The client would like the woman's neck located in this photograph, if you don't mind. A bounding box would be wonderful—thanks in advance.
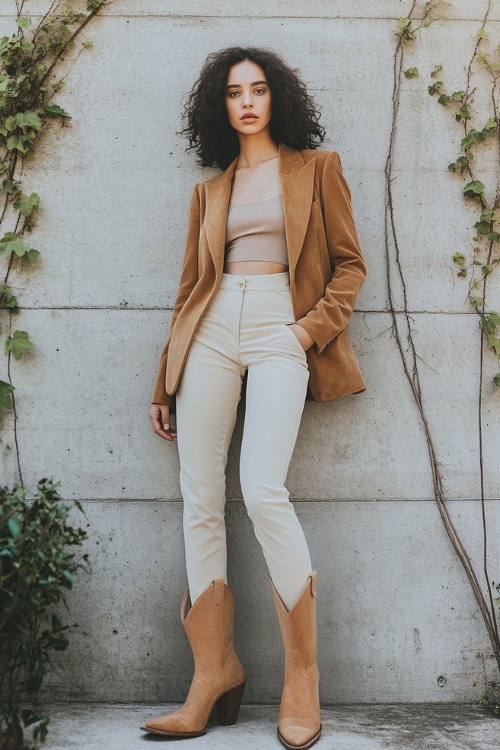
[236,131,279,169]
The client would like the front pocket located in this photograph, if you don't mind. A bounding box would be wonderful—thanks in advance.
[282,323,308,359]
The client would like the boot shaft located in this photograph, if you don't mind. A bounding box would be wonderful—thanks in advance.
[182,579,236,678]
[272,572,318,669]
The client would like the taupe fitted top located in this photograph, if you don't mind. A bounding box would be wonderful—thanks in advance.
[225,195,289,265]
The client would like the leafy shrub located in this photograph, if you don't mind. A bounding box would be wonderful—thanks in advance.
[0,480,88,749]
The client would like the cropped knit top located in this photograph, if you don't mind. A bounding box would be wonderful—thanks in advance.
[225,195,289,266]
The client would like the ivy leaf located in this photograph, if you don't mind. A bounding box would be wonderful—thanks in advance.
[430,64,443,78]
[486,311,500,330]
[453,252,466,266]
[456,104,472,121]
[484,117,497,132]
[0,232,27,257]
[14,192,40,218]
[0,284,18,312]
[476,28,486,39]
[394,18,416,40]
[448,152,473,172]
[404,67,419,79]
[428,81,443,96]
[15,111,43,131]
[5,330,33,360]
[0,379,14,409]
[16,17,32,29]
[43,103,70,119]
[488,232,500,243]
[475,210,493,234]
[20,248,40,264]
[493,374,500,387]
[487,336,500,357]
[7,515,22,539]
[2,179,16,194]
[463,180,485,200]
[6,134,29,153]
[461,130,480,148]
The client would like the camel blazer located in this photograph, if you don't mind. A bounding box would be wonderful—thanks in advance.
[152,143,366,407]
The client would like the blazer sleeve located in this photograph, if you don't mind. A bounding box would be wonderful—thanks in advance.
[295,151,366,354]
[151,185,201,406]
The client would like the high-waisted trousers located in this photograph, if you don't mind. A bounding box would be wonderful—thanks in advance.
[175,272,312,610]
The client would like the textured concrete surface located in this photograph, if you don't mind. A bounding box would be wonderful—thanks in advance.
[43,499,499,705]
[42,703,500,750]
[0,0,499,706]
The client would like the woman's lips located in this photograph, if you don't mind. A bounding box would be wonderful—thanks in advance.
[240,115,258,121]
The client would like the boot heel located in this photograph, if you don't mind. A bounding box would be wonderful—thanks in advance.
[215,681,246,726]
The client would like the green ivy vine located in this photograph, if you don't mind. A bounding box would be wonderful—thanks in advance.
[388,0,500,703]
[0,0,107,483]
[428,49,500,386]
[400,3,500,385]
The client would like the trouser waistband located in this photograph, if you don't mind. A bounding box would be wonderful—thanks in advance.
[218,272,290,291]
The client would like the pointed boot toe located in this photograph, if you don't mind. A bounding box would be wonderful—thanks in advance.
[278,720,322,749]
[140,710,206,737]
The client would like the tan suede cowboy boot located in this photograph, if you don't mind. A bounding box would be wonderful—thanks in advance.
[140,579,246,737]
[271,571,321,749]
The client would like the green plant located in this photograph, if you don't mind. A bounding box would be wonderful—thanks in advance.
[0,479,88,749]
[387,0,500,696]
[0,0,107,484]
[427,19,500,386]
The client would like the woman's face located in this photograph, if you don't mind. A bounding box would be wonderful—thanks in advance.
[225,59,272,137]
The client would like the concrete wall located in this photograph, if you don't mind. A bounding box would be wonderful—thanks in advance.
[1,0,499,704]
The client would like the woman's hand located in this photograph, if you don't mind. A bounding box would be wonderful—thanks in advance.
[149,403,177,441]
[288,323,315,351]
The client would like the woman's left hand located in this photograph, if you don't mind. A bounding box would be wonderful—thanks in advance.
[288,323,315,351]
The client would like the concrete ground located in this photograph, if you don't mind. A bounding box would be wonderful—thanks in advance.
[42,703,499,750]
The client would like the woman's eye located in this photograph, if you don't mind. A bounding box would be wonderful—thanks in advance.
[255,88,266,94]
[228,91,240,97]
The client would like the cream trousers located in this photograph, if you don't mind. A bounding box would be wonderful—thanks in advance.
[175,272,312,610]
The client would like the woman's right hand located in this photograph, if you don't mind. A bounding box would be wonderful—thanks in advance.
[149,403,177,441]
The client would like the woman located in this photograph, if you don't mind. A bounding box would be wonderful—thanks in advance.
[142,47,366,749]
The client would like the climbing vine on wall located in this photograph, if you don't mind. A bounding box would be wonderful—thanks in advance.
[388,0,500,703]
[0,0,107,484]
[427,16,500,387]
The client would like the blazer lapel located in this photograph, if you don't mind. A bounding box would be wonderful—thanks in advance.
[279,143,316,274]
[204,156,238,273]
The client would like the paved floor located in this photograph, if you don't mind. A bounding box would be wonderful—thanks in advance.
[41,703,499,750]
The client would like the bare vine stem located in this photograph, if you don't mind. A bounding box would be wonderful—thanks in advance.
[386,1,500,671]
[7,344,23,487]
[448,0,499,646]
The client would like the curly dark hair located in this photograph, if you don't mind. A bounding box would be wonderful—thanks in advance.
[181,47,326,170]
